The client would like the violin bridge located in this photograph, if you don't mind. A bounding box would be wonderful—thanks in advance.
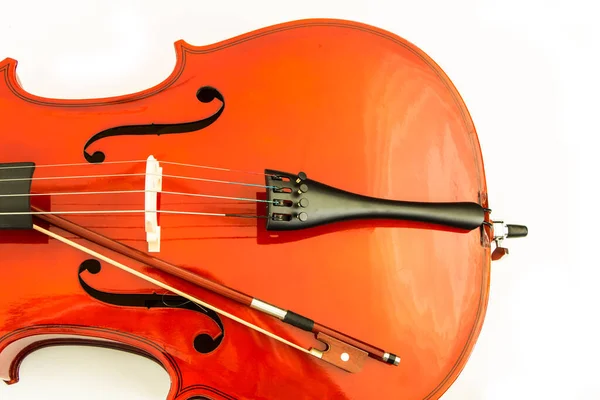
[310,332,368,373]
[144,155,162,252]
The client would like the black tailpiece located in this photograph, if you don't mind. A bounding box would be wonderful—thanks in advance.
[265,169,485,231]
[0,162,35,229]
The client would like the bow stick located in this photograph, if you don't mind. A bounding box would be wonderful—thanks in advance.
[30,206,400,372]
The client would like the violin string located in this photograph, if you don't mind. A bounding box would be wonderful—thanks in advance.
[0,189,274,204]
[161,160,276,177]
[0,209,267,219]
[160,292,193,308]
[0,172,277,189]
[0,159,276,177]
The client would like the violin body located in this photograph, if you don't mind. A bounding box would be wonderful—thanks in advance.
[0,19,498,399]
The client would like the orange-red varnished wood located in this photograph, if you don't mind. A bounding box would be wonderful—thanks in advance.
[0,19,491,400]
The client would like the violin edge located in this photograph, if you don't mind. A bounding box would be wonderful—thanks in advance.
[0,325,236,400]
[1,18,432,107]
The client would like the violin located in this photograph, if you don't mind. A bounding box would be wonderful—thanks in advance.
[0,19,527,399]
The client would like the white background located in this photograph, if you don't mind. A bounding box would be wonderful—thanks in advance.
[0,1,598,399]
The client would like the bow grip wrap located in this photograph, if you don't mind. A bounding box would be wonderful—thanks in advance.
[0,162,36,229]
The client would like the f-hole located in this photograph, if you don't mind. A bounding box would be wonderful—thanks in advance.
[78,259,225,354]
[82,86,225,163]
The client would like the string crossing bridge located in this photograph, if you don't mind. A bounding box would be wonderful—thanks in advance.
[144,155,163,252]
[0,156,272,251]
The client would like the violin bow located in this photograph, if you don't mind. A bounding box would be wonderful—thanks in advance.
[0,157,402,372]
[30,207,400,373]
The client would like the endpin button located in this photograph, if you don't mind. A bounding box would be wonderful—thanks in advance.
[299,198,309,208]
[298,212,308,222]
